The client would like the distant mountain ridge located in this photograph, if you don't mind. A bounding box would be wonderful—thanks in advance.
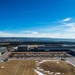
[0,37,75,42]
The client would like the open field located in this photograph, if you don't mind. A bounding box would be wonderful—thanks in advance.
[0,60,75,75]
[0,60,37,75]
[39,60,75,75]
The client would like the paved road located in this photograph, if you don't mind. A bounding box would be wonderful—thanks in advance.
[66,57,75,67]
[0,52,11,61]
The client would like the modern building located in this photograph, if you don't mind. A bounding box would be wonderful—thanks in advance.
[17,45,28,52]
[17,45,45,52]
[16,44,75,52]
[28,45,37,50]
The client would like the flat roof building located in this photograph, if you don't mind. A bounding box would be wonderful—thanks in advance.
[17,45,28,52]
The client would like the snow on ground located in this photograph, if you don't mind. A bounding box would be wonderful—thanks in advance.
[38,60,59,64]
[66,60,75,67]
[34,69,44,75]
[35,60,61,75]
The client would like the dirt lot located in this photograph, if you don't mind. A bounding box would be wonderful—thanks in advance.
[0,60,37,75]
[39,60,75,75]
[0,60,75,75]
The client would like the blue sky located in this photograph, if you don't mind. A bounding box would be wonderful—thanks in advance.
[0,0,75,38]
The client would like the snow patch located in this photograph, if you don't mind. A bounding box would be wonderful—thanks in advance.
[55,72,61,74]
[66,60,75,67]
[34,69,44,75]
[36,60,61,75]
[57,62,59,64]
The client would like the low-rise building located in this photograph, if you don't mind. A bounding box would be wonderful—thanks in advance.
[17,45,28,52]
[28,45,37,50]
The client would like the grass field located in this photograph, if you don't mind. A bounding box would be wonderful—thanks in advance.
[0,60,75,75]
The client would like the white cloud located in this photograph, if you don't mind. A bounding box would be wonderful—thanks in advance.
[64,23,75,27]
[0,18,75,38]
[62,18,71,22]
[61,22,75,32]
[0,31,17,37]
[20,30,39,35]
[59,18,75,33]
[0,30,75,38]
[66,28,75,32]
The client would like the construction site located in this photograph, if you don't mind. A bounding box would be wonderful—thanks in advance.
[0,41,75,75]
[0,60,75,75]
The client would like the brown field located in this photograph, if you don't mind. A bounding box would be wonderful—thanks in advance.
[0,60,75,75]
[0,60,37,75]
[39,60,75,75]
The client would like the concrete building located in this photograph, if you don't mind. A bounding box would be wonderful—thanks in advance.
[17,45,28,51]
[17,45,45,52]
[28,45,37,50]
[16,44,75,52]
